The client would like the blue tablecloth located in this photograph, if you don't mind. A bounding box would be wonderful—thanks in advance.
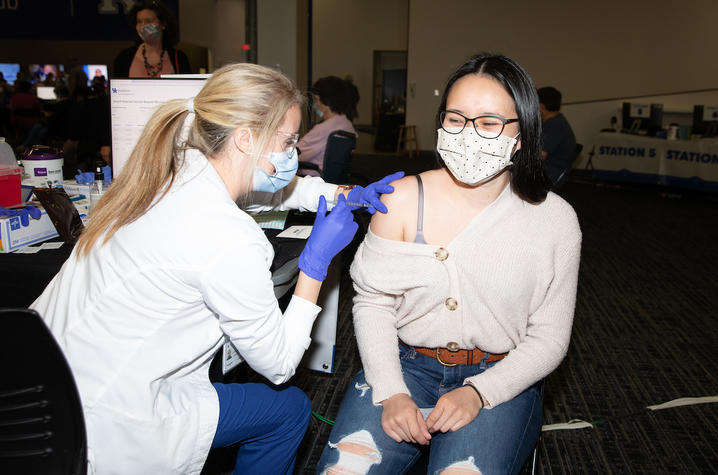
[591,132,718,192]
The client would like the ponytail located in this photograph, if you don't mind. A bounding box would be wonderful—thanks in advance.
[76,100,191,257]
[76,63,305,257]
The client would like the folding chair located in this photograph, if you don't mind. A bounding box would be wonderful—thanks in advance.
[298,129,358,184]
[0,308,87,474]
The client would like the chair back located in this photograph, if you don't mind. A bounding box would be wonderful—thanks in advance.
[0,308,87,475]
[321,130,357,185]
[553,143,583,190]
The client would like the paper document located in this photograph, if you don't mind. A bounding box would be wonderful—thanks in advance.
[276,225,312,239]
[251,210,289,230]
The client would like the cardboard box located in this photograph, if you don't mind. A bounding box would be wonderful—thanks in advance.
[0,208,59,252]
[62,180,91,198]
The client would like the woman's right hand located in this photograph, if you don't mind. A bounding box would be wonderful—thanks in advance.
[297,195,358,281]
[380,393,431,445]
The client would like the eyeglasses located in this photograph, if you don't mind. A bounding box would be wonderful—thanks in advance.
[276,131,299,157]
[440,110,519,139]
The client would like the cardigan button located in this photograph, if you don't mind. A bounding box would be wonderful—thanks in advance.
[445,297,458,310]
[434,247,449,261]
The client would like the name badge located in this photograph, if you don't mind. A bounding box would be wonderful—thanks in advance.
[222,339,244,374]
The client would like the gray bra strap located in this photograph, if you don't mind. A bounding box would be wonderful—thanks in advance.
[414,175,428,244]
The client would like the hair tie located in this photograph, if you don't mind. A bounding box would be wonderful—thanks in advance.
[187,97,195,114]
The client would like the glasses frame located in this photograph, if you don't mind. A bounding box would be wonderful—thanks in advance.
[275,130,300,157]
[440,110,519,139]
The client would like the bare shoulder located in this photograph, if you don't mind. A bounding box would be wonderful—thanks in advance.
[369,174,420,241]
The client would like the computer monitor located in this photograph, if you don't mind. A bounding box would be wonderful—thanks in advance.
[110,78,207,175]
[83,64,108,84]
[0,63,21,84]
[622,102,663,136]
[692,105,718,137]
[36,86,57,101]
[28,64,62,83]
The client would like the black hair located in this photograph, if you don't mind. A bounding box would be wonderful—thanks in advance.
[310,76,353,116]
[435,53,551,204]
[537,86,562,112]
[127,0,180,50]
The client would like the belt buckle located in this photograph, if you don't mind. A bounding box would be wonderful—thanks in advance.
[436,348,457,367]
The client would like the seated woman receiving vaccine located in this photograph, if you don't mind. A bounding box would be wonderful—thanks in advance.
[317,53,582,475]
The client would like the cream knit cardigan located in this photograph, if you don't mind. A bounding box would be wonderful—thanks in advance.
[350,186,582,408]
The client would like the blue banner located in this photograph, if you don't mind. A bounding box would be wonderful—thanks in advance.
[0,0,178,41]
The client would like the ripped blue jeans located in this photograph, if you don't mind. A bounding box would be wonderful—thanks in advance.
[316,344,542,475]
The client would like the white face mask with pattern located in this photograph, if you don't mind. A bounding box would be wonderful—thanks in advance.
[436,127,519,185]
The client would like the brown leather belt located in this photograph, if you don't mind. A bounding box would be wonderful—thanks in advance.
[399,339,507,367]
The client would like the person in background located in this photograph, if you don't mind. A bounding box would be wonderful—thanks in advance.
[43,72,56,87]
[317,54,581,474]
[64,67,110,174]
[9,79,42,149]
[537,86,576,186]
[31,63,400,474]
[296,76,356,177]
[113,0,190,78]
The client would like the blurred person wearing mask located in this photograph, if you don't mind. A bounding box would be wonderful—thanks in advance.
[113,0,190,78]
[64,67,110,174]
[296,76,356,177]
[31,63,399,475]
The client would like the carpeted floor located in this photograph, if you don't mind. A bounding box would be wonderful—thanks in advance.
[291,160,718,474]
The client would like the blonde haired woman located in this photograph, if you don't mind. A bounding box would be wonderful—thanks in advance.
[31,63,364,474]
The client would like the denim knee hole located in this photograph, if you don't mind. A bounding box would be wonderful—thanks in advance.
[322,430,382,475]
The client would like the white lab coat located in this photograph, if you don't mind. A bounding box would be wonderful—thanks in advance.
[30,149,339,474]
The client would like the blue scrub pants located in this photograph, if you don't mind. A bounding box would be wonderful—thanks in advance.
[212,382,311,475]
[316,344,542,475]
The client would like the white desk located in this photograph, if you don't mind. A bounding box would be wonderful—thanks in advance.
[591,133,718,191]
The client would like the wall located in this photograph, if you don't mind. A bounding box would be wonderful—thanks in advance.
[179,0,245,71]
[312,0,409,124]
[257,0,298,82]
[407,0,718,153]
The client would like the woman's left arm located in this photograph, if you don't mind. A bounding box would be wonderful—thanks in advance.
[464,228,582,409]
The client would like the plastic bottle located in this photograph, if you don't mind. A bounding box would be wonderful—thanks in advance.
[0,137,16,167]
[89,166,108,212]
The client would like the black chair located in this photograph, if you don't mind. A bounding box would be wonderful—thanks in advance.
[0,308,87,475]
[298,129,357,185]
[553,143,583,190]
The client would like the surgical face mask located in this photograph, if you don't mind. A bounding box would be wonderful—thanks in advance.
[252,148,298,193]
[313,102,324,118]
[138,23,161,42]
[436,127,519,185]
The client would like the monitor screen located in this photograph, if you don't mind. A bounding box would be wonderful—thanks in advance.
[110,78,207,175]
[28,64,62,83]
[0,63,21,84]
[83,64,108,83]
[36,86,57,100]
[692,105,718,137]
[622,102,663,135]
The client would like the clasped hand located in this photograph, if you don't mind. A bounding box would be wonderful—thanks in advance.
[381,386,484,445]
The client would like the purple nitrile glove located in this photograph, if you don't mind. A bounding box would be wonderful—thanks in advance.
[102,165,112,184]
[346,171,405,214]
[75,170,95,185]
[0,206,41,227]
[298,194,359,281]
